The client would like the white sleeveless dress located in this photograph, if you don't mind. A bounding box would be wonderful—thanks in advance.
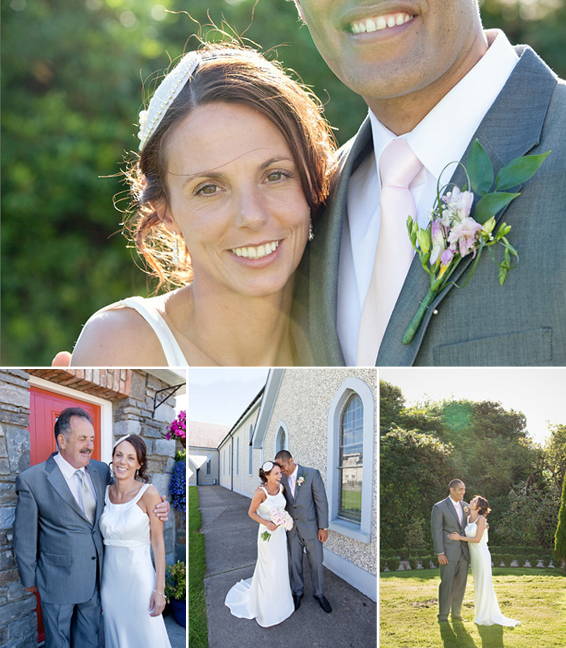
[225,484,294,627]
[78,296,188,366]
[99,484,172,647]
[465,518,520,627]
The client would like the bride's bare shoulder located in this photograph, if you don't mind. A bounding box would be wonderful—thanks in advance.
[70,299,168,366]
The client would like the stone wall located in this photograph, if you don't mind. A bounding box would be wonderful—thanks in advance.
[0,370,36,648]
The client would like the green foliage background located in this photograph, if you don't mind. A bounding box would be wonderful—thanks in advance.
[380,381,565,552]
[2,0,566,364]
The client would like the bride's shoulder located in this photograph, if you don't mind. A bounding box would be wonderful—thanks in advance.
[71,298,169,366]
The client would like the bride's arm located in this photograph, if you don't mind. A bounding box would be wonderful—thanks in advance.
[448,516,487,543]
[141,485,168,616]
[248,490,277,531]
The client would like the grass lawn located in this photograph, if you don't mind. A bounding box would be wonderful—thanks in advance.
[189,486,209,648]
[380,567,566,647]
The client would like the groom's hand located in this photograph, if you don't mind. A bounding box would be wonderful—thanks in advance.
[154,496,170,522]
[438,553,449,565]
[25,586,38,593]
[318,529,328,543]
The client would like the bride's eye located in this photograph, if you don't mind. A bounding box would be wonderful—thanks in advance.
[195,182,220,196]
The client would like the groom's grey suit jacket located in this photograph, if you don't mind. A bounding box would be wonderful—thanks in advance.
[280,466,329,541]
[431,497,470,563]
[294,45,566,366]
[13,453,110,604]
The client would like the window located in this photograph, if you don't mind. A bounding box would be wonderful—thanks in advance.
[236,437,239,475]
[206,453,212,476]
[249,424,253,475]
[274,421,289,457]
[327,377,375,544]
[338,395,363,523]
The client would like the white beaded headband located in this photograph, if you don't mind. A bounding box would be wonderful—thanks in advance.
[113,434,131,449]
[137,50,200,151]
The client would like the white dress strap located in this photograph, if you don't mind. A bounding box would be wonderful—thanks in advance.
[120,297,188,366]
[260,486,268,497]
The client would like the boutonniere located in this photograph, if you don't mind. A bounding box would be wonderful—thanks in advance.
[402,140,550,345]
[463,506,469,515]
[296,474,306,488]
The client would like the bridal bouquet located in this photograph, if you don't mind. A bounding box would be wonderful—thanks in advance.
[260,507,293,542]
[402,140,549,345]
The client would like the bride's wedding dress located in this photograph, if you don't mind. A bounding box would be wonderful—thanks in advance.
[99,484,171,647]
[465,518,520,627]
[225,484,294,627]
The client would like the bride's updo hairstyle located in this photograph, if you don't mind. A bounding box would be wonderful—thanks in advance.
[474,496,491,516]
[125,40,337,290]
[112,434,149,483]
[259,460,278,484]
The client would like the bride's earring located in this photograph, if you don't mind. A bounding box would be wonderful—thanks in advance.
[172,238,180,266]
[308,219,314,242]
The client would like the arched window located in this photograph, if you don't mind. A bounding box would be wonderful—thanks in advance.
[236,437,239,475]
[274,422,289,457]
[248,424,253,476]
[206,452,212,476]
[338,394,363,523]
[327,377,375,544]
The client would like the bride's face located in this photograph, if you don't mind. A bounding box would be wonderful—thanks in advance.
[469,497,478,510]
[113,440,141,480]
[267,465,282,487]
[162,102,311,299]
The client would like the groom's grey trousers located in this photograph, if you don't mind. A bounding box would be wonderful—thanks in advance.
[42,587,100,648]
[438,555,468,619]
[288,528,324,597]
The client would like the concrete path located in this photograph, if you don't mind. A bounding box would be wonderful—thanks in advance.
[198,485,376,648]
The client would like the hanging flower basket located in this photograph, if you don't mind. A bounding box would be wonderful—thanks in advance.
[166,410,186,447]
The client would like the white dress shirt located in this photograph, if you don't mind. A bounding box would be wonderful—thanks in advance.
[338,30,519,365]
[54,451,97,511]
[451,497,463,525]
[287,464,298,498]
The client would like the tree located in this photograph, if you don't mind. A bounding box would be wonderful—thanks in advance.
[555,476,566,566]
[380,426,454,550]
[379,381,405,436]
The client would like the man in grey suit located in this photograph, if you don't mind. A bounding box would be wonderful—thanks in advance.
[13,407,169,647]
[274,450,332,613]
[431,480,470,623]
[291,0,566,366]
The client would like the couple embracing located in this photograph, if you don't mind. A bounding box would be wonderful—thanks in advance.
[13,407,172,647]
[432,479,520,627]
[225,451,332,627]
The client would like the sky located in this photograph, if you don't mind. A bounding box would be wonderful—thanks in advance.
[380,367,566,444]
[188,368,270,428]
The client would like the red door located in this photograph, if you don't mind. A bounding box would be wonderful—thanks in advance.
[29,386,103,644]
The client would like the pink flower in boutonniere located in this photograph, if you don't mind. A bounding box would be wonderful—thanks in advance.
[464,506,469,514]
[403,140,550,345]
[297,474,306,487]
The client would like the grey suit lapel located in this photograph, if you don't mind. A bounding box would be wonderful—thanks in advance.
[376,46,558,365]
[86,463,106,522]
[46,454,90,522]
[307,117,373,366]
[445,497,463,529]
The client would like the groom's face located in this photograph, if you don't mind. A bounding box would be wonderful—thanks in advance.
[450,482,466,502]
[293,0,484,112]
[275,458,294,476]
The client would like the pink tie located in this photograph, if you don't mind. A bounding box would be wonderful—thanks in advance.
[357,138,423,365]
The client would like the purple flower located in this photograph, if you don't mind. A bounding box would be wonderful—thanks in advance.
[440,248,455,266]
[430,220,446,265]
[447,217,482,257]
[443,187,474,221]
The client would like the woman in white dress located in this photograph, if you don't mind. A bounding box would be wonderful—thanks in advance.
[448,495,520,627]
[225,461,294,627]
[57,41,335,367]
[99,434,172,647]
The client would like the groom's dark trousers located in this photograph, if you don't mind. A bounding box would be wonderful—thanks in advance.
[13,453,110,647]
[432,497,470,620]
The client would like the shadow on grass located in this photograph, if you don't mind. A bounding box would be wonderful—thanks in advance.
[439,621,507,648]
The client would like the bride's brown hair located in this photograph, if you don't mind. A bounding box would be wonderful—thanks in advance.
[124,40,336,291]
[474,496,491,516]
